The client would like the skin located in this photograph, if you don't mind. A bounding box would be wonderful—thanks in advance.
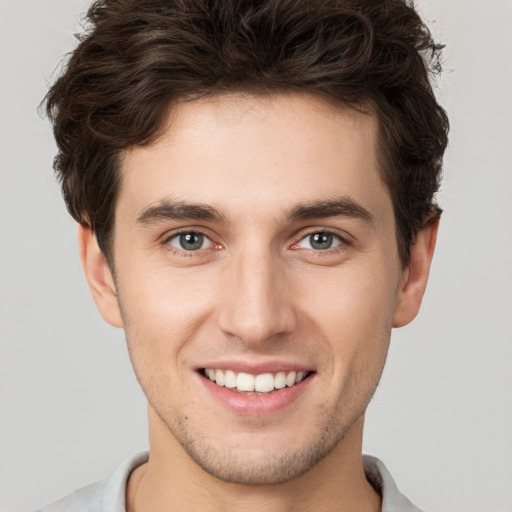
[79,92,438,512]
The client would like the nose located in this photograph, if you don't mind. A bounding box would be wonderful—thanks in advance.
[216,245,297,347]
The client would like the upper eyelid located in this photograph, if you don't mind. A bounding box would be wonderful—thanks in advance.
[295,227,352,244]
[159,226,352,249]
[300,228,343,238]
[162,227,215,243]
[286,230,352,256]
[167,231,213,252]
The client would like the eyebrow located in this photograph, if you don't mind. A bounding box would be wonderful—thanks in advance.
[286,198,374,224]
[136,196,374,227]
[136,200,226,225]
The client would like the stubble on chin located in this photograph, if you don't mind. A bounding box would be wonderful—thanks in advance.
[152,398,361,486]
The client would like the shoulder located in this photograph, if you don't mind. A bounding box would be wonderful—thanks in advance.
[35,481,103,512]
[363,455,425,512]
[34,452,149,512]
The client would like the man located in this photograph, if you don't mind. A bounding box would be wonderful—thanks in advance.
[38,0,448,510]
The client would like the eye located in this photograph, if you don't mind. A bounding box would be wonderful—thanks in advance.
[168,232,212,251]
[297,231,343,251]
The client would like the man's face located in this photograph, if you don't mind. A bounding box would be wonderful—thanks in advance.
[102,93,409,484]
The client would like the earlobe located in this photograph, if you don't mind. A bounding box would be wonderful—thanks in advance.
[77,225,124,328]
[393,217,440,328]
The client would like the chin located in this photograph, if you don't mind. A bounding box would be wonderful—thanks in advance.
[163,407,356,486]
[188,444,333,485]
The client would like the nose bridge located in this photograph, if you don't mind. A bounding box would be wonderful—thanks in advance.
[217,239,296,345]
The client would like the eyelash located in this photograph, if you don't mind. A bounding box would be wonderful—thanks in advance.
[162,228,351,258]
[291,229,351,254]
[163,229,219,258]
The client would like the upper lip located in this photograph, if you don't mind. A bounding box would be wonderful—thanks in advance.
[196,360,314,374]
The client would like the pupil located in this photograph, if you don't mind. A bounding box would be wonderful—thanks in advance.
[180,233,203,250]
[311,232,332,250]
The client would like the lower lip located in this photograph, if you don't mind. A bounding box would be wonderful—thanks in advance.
[198,373,313,416]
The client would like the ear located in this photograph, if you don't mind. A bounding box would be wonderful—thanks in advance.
[393,217,439,328]
[77,224,124,328]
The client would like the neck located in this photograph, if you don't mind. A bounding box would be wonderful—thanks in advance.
[126,408,381,512]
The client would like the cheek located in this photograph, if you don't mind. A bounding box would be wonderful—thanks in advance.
[301,263,399,372]
[116,265,218,383]
[119,259,216,329]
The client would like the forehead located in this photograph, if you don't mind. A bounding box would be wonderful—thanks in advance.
[118,92,389,223]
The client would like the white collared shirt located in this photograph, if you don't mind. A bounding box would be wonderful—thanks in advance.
[36,451,424,512]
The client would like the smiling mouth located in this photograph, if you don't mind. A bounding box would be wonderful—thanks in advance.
[201,368,312,394]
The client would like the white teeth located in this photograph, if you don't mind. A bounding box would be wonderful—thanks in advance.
[224,370,237,388]
[204,368,309,393]
[215,369,225,386]
[255,373,274,393]
[286,371,297,387]
[236,372,255,392]
[296,371,306,383]
[274,371,286,389]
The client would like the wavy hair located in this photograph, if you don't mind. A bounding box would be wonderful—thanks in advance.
[44,0,449,265]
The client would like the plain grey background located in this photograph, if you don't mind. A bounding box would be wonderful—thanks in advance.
[1,0,511,511]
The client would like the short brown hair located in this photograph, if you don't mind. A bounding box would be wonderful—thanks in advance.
[44,0,449,265]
